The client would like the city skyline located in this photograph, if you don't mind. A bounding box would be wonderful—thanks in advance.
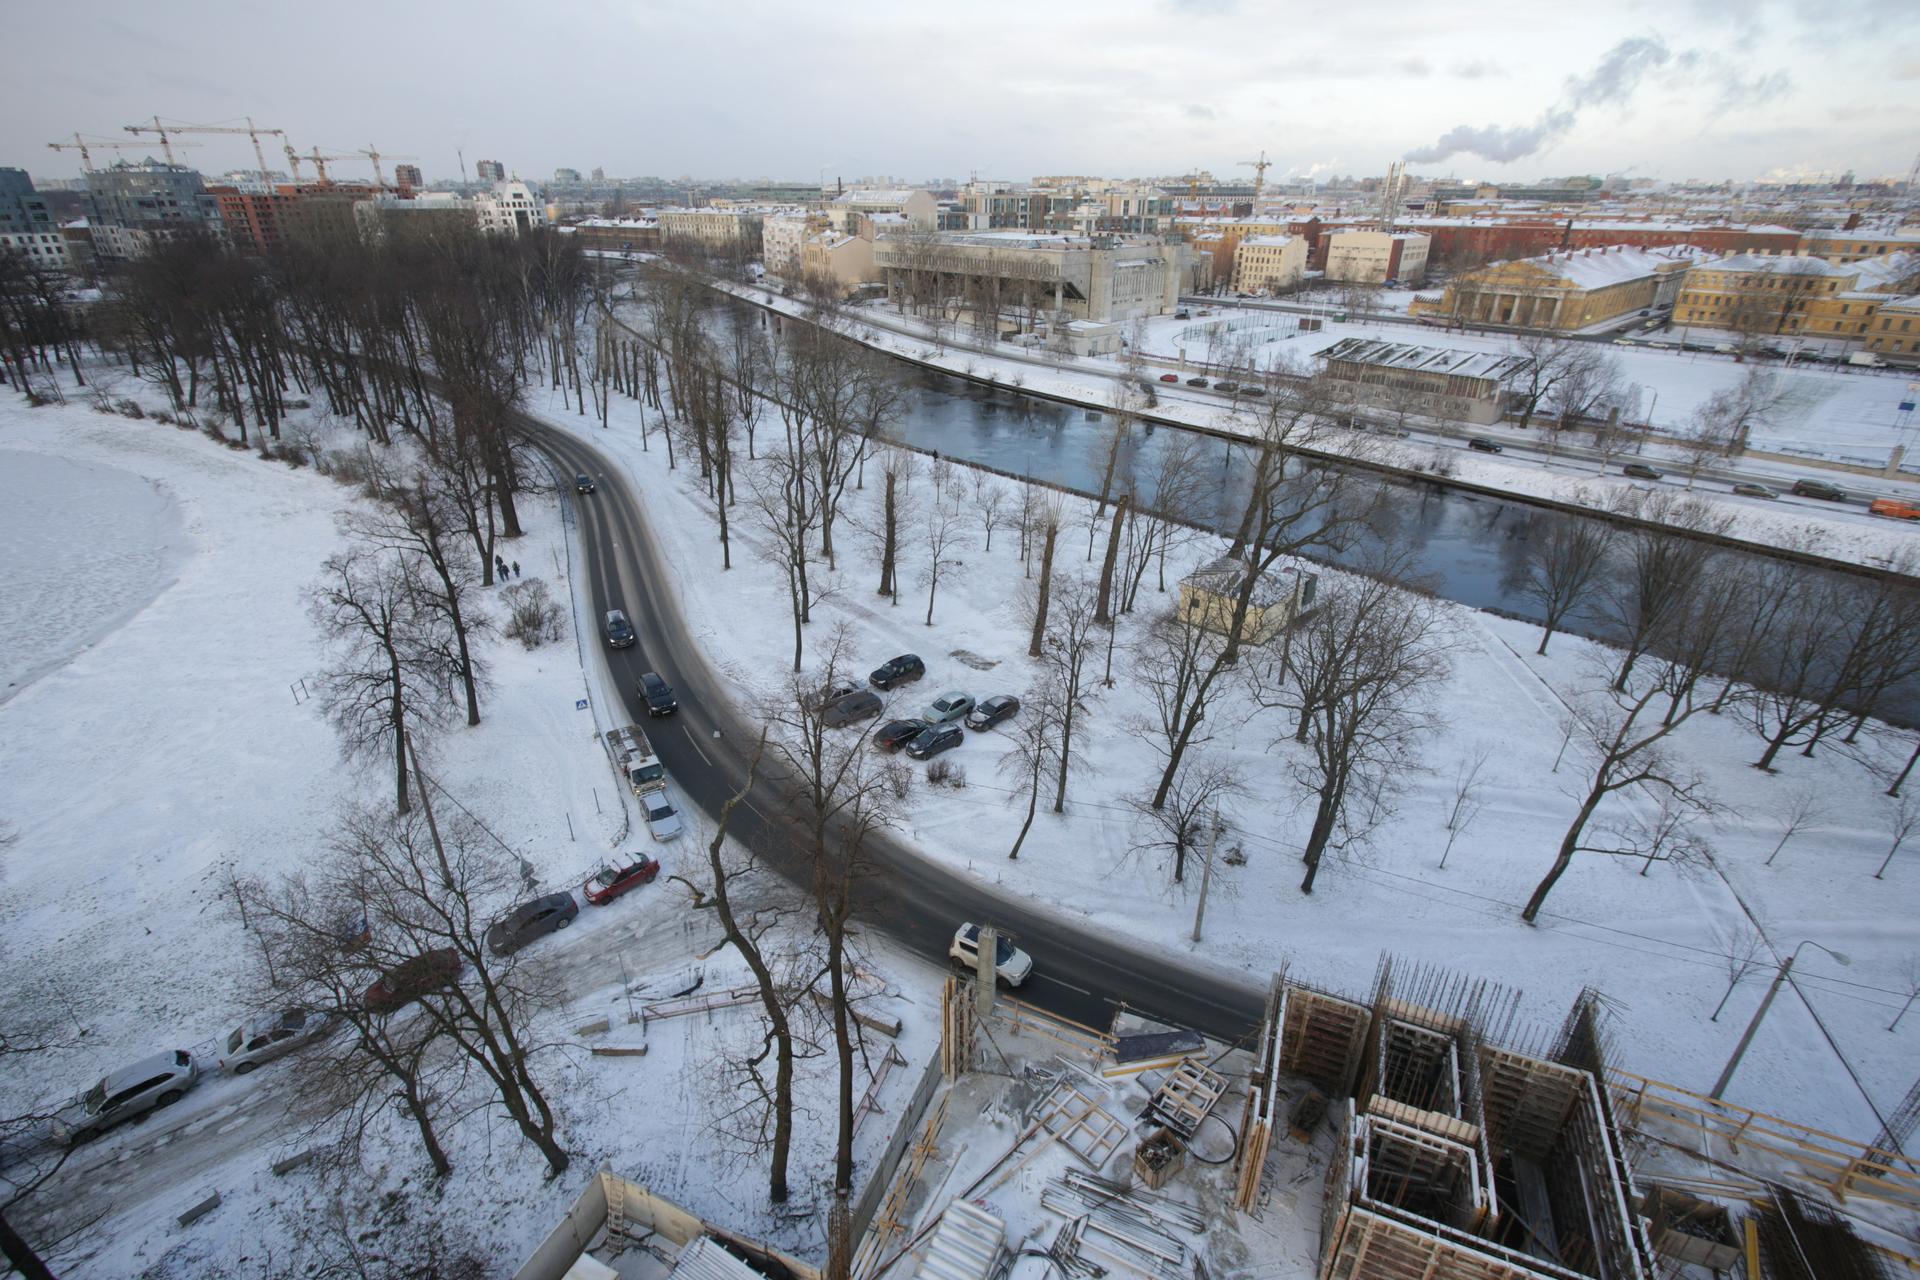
[6,0,1914,187]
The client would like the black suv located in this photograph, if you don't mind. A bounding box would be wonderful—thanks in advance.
[1467,436,1503,453]
[605,609,636,649]
[638,672,678,717]
[1791,479,1848,502]
[869,654,926,690]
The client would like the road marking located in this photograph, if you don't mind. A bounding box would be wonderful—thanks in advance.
[1040,975,1092,996]
[684,727,712,767]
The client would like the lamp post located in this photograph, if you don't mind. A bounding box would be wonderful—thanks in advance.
[1710,939,1851,1100]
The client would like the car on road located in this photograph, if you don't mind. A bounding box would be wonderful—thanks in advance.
[1731,482,1780,499]
[922,691,975,724]
[583,857,660,905]
[1467,437,1503,453]
[1159,373,1178,382]
[1622,463,1665,480]
[486,893,580,955]
[873,718,927,752]
[366,949,462,1013]
[575,474,596,494]
[822,690,883,727]
[1791,479,1848,501]
[948,924,1033,987]
[52,1050,200,1144]
[1242,385,1267,397]
[605,609,636,649]
[638,672,678,717]
[221,1008,332,1075]
[965,694,1020,731]
[869,654,926,690]
[1213,382,1240,394]
[641,790,686,841]
[1186,377,1209,388]
[905,723,964,760]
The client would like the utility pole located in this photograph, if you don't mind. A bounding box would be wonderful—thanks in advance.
[404,730,454,883]
[1711,940,1850,1100]
[1191,823,1218,944]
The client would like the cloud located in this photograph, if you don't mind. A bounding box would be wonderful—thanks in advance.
[1450,59,1505,80]
[1399,57,1432,78]
[1183,103,1217,120]
[1161,0,1234,12]
[1893,58,1920,80]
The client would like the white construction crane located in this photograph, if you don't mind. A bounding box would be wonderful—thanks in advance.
[48,133,199,172]
[126,118,287,181]
[1240,150,1273,205]
[359,144,418,188]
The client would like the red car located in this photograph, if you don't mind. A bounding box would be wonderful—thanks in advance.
[1159,373,1178,382]
[364,948,461,1014]
[583,857,661,906]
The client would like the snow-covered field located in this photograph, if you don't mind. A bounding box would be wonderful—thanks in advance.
[539,373,1920,1149]
[711,281,1920,571]
[0,389,927,1276]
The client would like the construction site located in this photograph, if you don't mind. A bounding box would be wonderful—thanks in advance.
[517,946,1920,1280]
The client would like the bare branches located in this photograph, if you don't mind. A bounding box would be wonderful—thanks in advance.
[1710,916,1769,1022]
[1440,744,1495,870]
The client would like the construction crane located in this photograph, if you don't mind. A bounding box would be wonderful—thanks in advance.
[48,133,200,171]
[359,144,418,188]
[299,147,365,185]
[126,118,286,181]
[1240,150,1272,205]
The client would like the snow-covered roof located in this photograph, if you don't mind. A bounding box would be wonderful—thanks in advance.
[1182,556,1308,608]
[1485,244,1716,289]
[1240,234,1297,247]
[671,1236,763,1280]
[1319,336,1526,382]
[833,187,923,206]
[1695,254,1856,277]
[1853,251,1920,291]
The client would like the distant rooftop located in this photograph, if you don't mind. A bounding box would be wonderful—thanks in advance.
[1318,336,1526,382]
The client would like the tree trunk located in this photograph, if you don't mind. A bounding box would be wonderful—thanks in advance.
[1028,525,1057,657]
[1095,496,1127,626]
[1522,792,1603,922]
[0,1210,57,1280]
[1009,767,1039,860]
[878,470,897,597]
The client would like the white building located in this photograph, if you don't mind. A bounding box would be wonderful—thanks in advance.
[826,187,937,232]
[1,229,72,270]
[1325,229,1431,285]
[762,211,816,278]
[475,181,544,235]
[1230,234,1306,294]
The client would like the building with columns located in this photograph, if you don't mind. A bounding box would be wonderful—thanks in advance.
[1409,244,1712,330]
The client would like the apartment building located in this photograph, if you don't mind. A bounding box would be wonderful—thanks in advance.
[874,230,1188,325]
[1672,254,1860,337]
[1325,229,1430,285]
[1229,234,1307,294]
[657,207,765,253]
[84,159,222,260]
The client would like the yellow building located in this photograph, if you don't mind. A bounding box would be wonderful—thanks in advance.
[1672,255,1859,336]
[1325,230,1430,285]
[1798,228,1920,263]
[657,208,765,253]
[1867,296,1920,361]
[1229,234,1306,295]
[798,226,878,293]
[1176,556,1316,645]
[1409,244,1709,330]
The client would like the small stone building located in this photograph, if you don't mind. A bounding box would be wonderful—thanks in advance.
[1178,556,1317,645]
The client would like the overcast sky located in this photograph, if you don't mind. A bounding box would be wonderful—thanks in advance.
[7,0,1915,187]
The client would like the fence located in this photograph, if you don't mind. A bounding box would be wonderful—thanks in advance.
[849,1052,945,1245]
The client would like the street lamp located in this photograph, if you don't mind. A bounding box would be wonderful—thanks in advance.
[1709,939,1851,1100]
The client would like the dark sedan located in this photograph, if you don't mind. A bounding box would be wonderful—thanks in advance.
[869,654,926,690]
[965,694,1020,731]
[366,949,461,1014]
[638,672,678,716]
[874,718,928,752]
[822,690,883,727]
[905,723,964,760]
[485,892,580,955]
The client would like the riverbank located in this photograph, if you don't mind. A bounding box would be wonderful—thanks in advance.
[704,278,1920,577]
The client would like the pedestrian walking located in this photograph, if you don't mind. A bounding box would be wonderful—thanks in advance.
[512,560,521,578]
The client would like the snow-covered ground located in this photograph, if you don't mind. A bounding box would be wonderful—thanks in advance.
[0,387,928,1276]
[538,374,1920,1149]
[706,281,1920,571]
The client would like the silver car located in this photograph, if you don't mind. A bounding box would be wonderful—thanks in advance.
[922,691,975,724]
[642,789,685,841]
[51,1050,199,1144]
[221,1008,332,1075]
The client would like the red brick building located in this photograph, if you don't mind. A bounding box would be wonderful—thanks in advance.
[1317,216,1801,270]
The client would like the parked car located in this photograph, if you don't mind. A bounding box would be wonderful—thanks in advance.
[822,689,883,727]
[1185,377,1209,388]
[486,893,580,955]
[641,790,685,841]
[1622,463,1665,480]
[905,723,964,760]
[805,679,862,711]
[1731,482,1780,499]
[605,609,636,649]
[583,856,660,905]
[873,718,928,752]
[638,672,678,716]
[966,694,1020,731]
[1159,373,1178,383]
[1870,498,1920,521]
[366,949,462,1014]
[922,691,975,724]
[1241,385,1267,397]
[1791,478,1849,501]
[1213,381,1240,394]
[221,1008,332,1075]
[51,1050,200,1144]
[868,653,926,690]
[574,474,596,494]
[1467,436,1503,453]
[948,924,1033,987]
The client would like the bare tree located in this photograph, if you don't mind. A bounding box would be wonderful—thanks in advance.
[1027,494,1065,657]
[1676,367,1780,486]
[1439,744,1495,869]
[745,424,826,673]
[1518,511,1613,656]
[1521,663,1716,923]
[309,548,453,813]
[1507,333,1582,431]
[1890,956,1920,1032]
[1602,491,1730,691]
[1710,917,1769,1022]
[1763,781,1828,867]
[972,470,1008,553]
[1035,574,1102,813]
[1125,756,1244,885]
[1877,793,1919,880]
[918,494,970,626]
[1544,346,1623,461]
[997,678,1064,860]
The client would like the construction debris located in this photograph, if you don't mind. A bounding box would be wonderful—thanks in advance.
[1052,1168,1207,1234]
[912,1198,1004,1280]
[641,983,758,1024]
[1133,1128,1186,1190]
[1146,1059,1227,1140]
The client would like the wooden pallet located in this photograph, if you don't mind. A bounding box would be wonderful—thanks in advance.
[1039,1082,1130,1170]
[1150,1060,1227,1140]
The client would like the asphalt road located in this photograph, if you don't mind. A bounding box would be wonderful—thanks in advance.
[530,419,1268,1047]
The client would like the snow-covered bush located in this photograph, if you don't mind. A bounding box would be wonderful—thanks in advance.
[502,578,565,649]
